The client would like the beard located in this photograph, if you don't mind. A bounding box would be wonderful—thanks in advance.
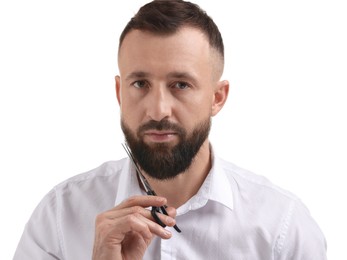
[121,117,211,180]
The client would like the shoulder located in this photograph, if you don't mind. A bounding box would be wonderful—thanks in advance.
[54,158,128,192]
[33,158,130,222]
[217,157,327,258]
[217,157,298,203]
[40,158,130,213]
[216,157,302,231]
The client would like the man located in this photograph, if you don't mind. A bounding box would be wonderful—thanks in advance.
[14,0,327,259]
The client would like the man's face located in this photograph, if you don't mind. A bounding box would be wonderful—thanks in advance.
[116,27,226,179]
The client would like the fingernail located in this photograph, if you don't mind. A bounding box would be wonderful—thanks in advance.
[163,229,171,237]
[167,217,175,225]
[156,196,165,202]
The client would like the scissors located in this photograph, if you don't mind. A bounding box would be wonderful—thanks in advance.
[122,143,181,233]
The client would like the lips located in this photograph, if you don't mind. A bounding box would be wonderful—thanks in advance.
[143,130,178,142]
[144,130,177,135]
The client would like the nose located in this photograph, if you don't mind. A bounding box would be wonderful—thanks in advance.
[145,86,172,122]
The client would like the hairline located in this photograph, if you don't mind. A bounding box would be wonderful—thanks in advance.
[118,26,224,80]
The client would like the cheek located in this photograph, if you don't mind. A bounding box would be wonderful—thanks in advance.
[176,97,213,131]
[184,92,214,115]
[120,89,143,113]
[120,100,141,129]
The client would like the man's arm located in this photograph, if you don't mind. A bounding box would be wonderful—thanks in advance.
[14,190,63,259]
[274,200,327,259]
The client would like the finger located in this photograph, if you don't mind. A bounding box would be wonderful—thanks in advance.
[164,206,177,218]
[98,195,167,220]
[117,195,167,210]
[101,205,177,228]
[109,213,173,240]
[151,209,177,227]
[135,213,173,239]
[102,205,152,219]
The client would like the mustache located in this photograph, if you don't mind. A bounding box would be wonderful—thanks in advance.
[138,119,186,135]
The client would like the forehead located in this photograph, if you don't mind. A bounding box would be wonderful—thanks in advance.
[117,27,213,76]
[118,26,209,55]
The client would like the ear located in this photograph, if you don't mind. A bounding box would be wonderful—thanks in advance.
[115,75,121,106]
[211,80,229,116]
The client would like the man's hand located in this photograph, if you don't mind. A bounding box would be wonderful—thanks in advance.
[92,195,177,260]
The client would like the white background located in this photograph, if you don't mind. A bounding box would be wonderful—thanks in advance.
[1,0,346,259]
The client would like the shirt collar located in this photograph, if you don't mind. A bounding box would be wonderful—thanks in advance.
[176,146,234,215]
[114,145,234,213]
[114,158,145,206]
[207,150,234,211]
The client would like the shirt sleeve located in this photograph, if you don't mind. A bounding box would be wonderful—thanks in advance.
[13,189,64,260]
[274,200,327,260]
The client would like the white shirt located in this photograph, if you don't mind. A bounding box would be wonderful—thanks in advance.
[14,151,327,259]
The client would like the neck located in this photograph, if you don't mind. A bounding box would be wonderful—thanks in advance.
[143,140,212,208]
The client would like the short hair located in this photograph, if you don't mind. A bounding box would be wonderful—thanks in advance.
[119,0,224,64]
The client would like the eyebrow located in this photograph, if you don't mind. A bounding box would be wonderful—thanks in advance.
[125,70,198,85]
[167,71,198,84]
[125,71,151,81]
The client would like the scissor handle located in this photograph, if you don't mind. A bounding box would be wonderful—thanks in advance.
[151,207,166,227]
[151,206,182,233]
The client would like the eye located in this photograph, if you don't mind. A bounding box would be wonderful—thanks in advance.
[172,81,190,90]
[132,80,148,89]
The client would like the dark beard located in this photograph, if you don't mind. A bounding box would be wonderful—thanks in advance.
[121,118,211,180]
